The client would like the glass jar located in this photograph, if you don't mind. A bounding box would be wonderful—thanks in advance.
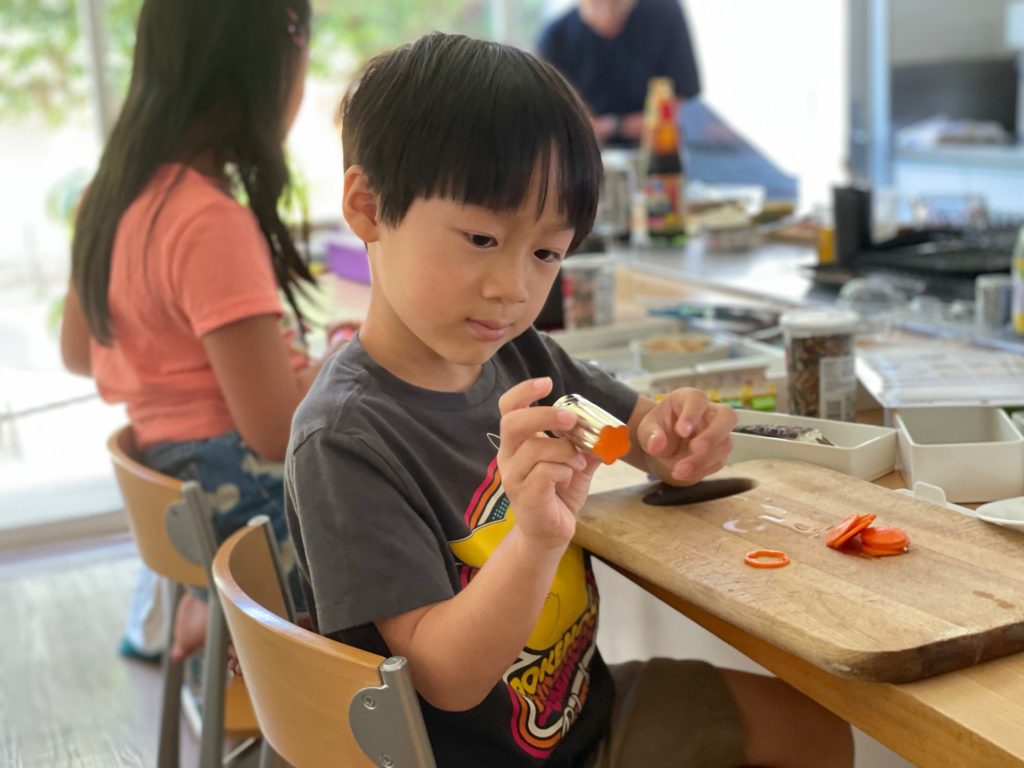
[780,308,859,421]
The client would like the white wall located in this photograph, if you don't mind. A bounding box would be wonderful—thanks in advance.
[685,0,849,210]
[890,0,1010,64]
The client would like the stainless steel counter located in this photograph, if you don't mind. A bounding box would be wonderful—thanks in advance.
[607,239,829,307]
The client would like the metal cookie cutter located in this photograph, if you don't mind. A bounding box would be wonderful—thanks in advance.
[552,394,631,465]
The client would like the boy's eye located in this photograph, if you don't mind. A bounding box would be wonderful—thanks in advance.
[534,250,564,263]
[466,233,496,248]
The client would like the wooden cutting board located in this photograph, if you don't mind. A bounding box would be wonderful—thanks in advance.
[576,459,1024,683]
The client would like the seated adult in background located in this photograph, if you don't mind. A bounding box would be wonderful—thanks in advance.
[538,0,701,147]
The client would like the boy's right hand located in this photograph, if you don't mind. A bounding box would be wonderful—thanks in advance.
[497,378,601,552]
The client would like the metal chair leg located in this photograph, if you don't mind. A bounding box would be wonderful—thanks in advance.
[198,592,228,768]
[158,582,184,768]
[258,739,287,768]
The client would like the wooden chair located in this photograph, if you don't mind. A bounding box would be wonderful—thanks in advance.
[212,517,437,768]
[107,425,260,767]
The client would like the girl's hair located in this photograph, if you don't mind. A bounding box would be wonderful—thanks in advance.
[72,0,313,344]
[340,33,602,252]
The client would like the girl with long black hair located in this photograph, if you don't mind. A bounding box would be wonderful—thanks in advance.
[60,0,328,662]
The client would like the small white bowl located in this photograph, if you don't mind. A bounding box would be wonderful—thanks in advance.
[895,407,1024,504]
[974,496,1024,532]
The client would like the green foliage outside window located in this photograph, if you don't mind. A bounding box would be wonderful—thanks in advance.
[0,0,514,126]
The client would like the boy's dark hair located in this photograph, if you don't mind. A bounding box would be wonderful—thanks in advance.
[340,33,602,252]
[72,0,313,344]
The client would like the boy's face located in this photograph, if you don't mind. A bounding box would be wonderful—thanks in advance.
[360,171,577,391]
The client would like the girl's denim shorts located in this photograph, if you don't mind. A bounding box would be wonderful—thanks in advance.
[143,429,304,608]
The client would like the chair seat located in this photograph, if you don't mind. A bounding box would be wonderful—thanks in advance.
[224,677,260,738]
[183,675,260,740]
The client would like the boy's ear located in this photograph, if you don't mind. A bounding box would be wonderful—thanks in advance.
[342,165,380,243]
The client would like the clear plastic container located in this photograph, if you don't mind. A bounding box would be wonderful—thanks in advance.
[561,256,615,330]
[780,308,859,421]
[837,277,907,339]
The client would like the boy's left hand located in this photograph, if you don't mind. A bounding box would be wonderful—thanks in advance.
[636,388,737,485]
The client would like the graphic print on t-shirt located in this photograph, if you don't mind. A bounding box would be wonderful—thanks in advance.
[449,455,599,759]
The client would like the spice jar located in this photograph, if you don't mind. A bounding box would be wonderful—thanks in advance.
[780,308,859,421]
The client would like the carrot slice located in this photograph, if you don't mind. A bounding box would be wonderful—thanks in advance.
[593,425,631,465]
[859,526,909,550]
[825,513,876,550]
[860,543,906,557]
[859,526,910,556]
[744,549,790,569]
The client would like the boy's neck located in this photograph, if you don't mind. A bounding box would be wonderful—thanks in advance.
[359,314,485,394]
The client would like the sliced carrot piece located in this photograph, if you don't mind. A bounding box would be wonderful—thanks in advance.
[860,543,906,557]
[744,549,791,569]
[859,526,909,550]
[859,526,910,556]
[825,513,876,550]
[593,424,631,465]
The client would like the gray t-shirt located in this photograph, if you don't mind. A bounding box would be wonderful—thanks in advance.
[285,327,637,767]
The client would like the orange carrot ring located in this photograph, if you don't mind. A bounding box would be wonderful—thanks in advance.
[744,549,791,568]
[859,526,909,551]
[825,513,876,550]
[860,543,907,557]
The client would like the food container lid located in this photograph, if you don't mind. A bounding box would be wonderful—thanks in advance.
[780,308,859,336]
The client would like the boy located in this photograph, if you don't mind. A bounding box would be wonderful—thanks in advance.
[286,33,852,768]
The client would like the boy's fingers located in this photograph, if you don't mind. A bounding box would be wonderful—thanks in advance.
[498,377,552,417]
[692,402,738,444]
[499,407,577,458]
[639,405,681,458]
[501,436,584,484]
[668,388,710,439]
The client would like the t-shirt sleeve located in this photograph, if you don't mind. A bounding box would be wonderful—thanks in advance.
[286,427,455,637]
[658,0,701,100]
[170,199,284,338]
[537,331,639,423]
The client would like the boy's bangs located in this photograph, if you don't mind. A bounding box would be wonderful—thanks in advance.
[422,90,599,250]
[359,38,601,251]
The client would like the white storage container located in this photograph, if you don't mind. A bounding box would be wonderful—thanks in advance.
[895,407,1024,503]
[728,410,897,481]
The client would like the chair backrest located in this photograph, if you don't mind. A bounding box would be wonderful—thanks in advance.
[107,425,206,587]
[213,520,436,768]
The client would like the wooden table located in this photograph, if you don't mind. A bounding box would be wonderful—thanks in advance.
[585,457,1024,768]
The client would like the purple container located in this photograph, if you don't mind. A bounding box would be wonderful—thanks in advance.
[326,234,371,284]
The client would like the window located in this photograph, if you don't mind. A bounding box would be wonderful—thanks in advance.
[0,0,551,541]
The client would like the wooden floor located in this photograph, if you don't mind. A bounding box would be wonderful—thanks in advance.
[0,534,199,767]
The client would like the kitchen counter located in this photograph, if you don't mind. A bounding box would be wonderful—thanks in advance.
[607,238,829,307]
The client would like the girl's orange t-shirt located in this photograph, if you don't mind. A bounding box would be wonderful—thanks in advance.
[91,164,307,448]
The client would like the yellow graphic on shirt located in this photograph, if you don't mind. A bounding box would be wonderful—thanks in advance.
[450,508,586,650]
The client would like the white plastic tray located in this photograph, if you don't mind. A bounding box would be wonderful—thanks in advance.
[728,410,897,481]
[895,406,1024,503]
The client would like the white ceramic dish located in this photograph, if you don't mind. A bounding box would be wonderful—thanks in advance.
[974,496,1024,532]
[895,406,1024,504]
[728,410,897,481]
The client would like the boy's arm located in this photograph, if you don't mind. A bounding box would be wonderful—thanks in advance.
[376,377,598,712]
[376,525,565,711]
